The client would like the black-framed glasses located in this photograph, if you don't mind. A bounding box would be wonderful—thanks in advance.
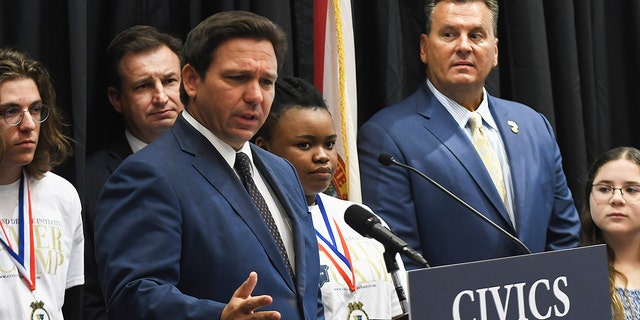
[0,103,50,126]
[591,184,640,202]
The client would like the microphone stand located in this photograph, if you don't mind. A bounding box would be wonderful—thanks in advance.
[384,247,410,320]
[382,155,532,255]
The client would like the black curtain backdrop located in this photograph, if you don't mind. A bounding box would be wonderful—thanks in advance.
[1,0,638,212]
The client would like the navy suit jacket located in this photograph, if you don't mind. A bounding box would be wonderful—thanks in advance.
[357,84,580,269]
[83,133,132,320]
[94,115,323,319]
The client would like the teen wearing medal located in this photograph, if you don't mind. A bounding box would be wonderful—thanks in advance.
[0,48,84,320]
[254,77,406,320]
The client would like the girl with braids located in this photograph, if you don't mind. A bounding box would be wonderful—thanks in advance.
[254,77,406,320]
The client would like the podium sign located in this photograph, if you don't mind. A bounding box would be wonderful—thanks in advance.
[407,245,609,319]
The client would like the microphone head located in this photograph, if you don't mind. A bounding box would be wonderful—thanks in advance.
[378,153,396,166]
[344,204,380,237]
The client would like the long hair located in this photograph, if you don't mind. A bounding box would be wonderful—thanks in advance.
[581,146,640,320]
[0,48,73,179]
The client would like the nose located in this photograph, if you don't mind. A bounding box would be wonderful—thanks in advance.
[152,83,169,105]
[18,110,37,130]
[314,147,331,163]
[456,35,472,53]
[243,81,264,105]
[610,188,625,204]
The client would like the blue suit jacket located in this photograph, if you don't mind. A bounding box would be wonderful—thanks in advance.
[84,133,132,320]
[357,84,580,269]
[94,115,323,319]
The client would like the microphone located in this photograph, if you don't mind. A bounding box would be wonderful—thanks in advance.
[345,204,430,268]
[377,153,532,255]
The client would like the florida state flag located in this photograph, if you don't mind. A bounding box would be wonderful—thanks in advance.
[314,0,361,202]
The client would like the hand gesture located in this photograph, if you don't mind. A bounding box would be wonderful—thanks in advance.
[220,272,281,320]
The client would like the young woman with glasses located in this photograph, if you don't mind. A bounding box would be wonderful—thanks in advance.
[581,146,640,319]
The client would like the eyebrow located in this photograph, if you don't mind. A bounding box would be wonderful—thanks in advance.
[0,101,42,108]
[226,68,278,81]
[594,180,640,186]
[162,71,180,78]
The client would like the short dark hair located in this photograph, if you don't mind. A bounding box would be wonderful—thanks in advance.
[424,0,499,35]
[180,11,287,105]
[105,25,183,90]
[255,76,327,142]
[0,48,73,179]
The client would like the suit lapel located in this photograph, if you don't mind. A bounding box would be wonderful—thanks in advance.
[489,98,527,230]
[171,118,296,290]
[251,147,305,290]
[418,88,513,228]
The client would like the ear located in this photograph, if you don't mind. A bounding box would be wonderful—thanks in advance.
[493,38,499,68]
[107,87,123,113]
[182,64,200,100]
[419,34,429,65]
[254,136,269,151]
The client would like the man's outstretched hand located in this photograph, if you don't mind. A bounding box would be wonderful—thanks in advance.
[220,272,281,320]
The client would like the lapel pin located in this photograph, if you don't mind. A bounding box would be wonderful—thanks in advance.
[507,120,519,134]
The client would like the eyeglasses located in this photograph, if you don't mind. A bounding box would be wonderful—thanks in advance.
[591,184,640,202]
[0,103,50,126]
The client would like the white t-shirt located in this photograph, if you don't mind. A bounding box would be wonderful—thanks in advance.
[310,193,405,320]
[0,172,84,320]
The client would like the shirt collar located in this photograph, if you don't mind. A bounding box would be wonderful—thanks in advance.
[181,110,249,169]
[426,79,497,130]
[125,129,148,153]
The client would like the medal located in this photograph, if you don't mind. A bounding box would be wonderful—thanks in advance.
[30,300,50,320]
[347,301,370,320]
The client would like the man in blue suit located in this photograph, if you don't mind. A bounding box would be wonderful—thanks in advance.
[84,25,184,320]
[357,0,580,270]
[94,11,323,319]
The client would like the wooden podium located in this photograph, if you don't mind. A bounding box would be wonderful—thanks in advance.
[406,245,610,319]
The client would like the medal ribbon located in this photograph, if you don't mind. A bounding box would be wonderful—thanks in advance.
[314,195,356,291]
[0,171,36,291]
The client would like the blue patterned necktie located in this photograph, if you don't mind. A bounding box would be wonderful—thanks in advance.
[235,152,295,279]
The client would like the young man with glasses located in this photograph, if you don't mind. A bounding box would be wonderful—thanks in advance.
[0,48,84,320]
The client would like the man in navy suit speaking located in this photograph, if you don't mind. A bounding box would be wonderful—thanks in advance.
[94,11,323,319]
[358,0,580,269]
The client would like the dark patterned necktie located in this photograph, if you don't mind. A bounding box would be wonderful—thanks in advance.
[235,152,295,279]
